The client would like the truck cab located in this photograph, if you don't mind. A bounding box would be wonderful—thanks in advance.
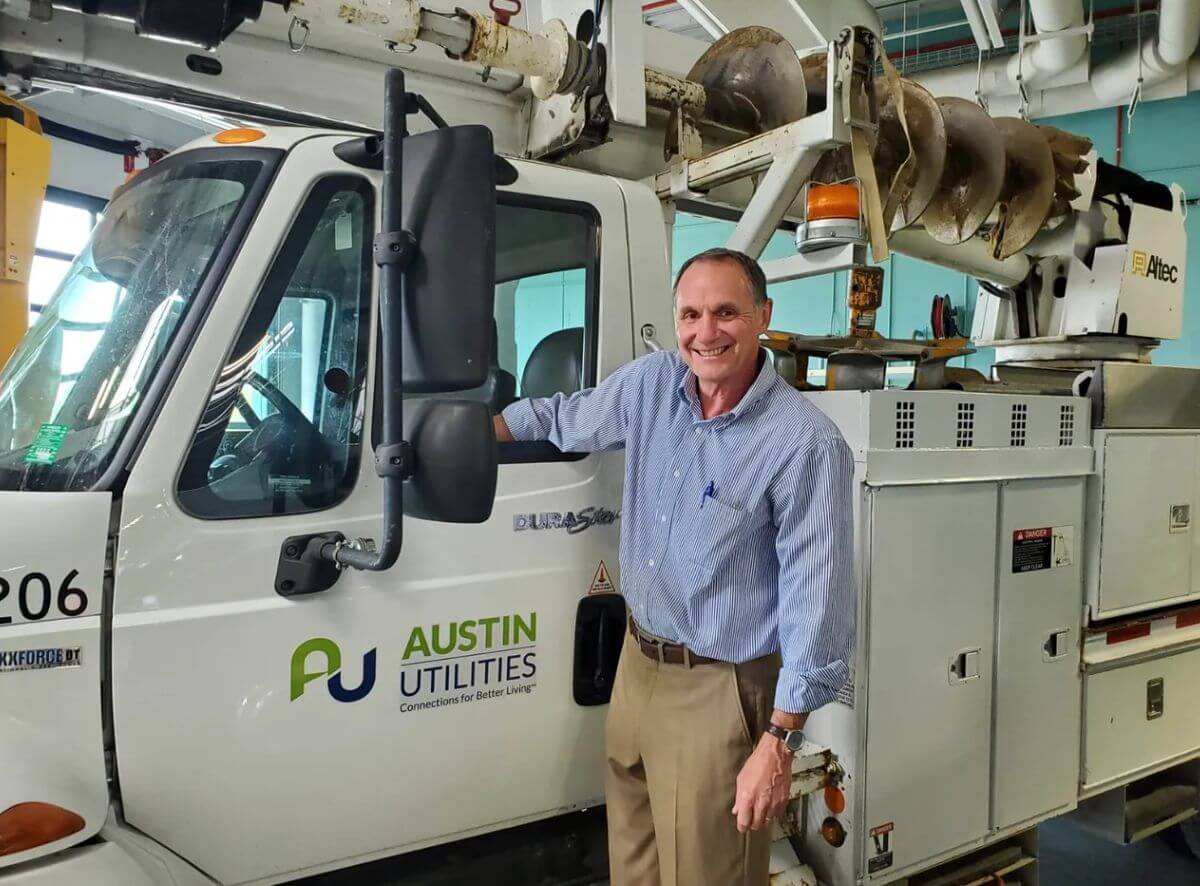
[0,126,672,884]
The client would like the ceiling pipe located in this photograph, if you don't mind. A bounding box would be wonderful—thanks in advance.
[908,3,1200,119]
[1090,0,1200,102]
[968,0,1089,91]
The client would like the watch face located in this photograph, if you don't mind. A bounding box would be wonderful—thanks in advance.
[785,730,805,752]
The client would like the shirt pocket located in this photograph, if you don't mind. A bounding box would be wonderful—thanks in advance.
[679,495,755,585]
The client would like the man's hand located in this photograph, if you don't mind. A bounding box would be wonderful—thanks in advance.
[731,732,793,833]
[493,414,513,443]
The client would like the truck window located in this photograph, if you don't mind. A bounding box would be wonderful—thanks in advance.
[176,176,373,519]
[489,199,598,464]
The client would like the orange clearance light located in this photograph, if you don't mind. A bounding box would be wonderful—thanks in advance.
[0,802,86,856]
[820,816,847,848]
[214,128,266,145]
[824,785,847,815]
[806,183,860,221]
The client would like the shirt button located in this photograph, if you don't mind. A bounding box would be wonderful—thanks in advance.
[648,559,655,566]
[674,470,680,478]
[694,427,702,435]
[661,515,666,522]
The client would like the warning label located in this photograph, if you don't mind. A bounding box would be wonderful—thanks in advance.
[589,561,616,595]
[868,822,894,873]
[1012,526,1074,573]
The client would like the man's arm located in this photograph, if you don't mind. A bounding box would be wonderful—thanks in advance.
[771,434,855,719]
[733,434,855,833]
[497,355,650,451]
[494,414,514,443]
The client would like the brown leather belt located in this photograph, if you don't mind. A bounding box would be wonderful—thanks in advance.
[628,615,719,667]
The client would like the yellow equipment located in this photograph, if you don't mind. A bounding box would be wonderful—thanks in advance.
[0,93,51,369]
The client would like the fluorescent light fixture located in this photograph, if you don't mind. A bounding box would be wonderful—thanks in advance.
[675,0,729,41]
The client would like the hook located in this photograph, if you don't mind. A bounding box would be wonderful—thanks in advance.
[384,40,417,53]
[288,16,310,54]
[975,49,989,112]
[1128,0,1143,133]
[1127,77,1143,132]
[1015,0,1030,119]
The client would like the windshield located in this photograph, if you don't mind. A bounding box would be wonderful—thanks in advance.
[0,155,270,491]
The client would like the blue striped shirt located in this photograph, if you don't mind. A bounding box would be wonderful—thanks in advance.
[501,350,855,713]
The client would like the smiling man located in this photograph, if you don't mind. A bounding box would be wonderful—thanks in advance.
[494,247,854,885]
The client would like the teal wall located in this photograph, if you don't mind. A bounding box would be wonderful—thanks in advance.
[503,268,587,383]
[672,90,1200,380]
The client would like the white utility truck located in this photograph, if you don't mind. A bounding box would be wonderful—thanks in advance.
[1,1,1199,884]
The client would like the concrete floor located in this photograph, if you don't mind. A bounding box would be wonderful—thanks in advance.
[587,818,1200,885]
[1040,817,1200,885]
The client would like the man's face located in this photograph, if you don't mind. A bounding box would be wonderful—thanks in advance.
[674,259,773,388]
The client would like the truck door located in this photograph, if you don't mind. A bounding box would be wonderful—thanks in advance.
[110,140,633,886]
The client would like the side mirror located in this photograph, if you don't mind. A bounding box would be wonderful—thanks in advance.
[275,70,502,594]
[404,399,497,522]
[401,126,496,392]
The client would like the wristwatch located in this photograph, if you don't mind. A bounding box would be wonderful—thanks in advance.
[765,723,805,753]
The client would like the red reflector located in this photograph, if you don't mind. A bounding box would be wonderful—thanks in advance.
[1177,610,1200,629]
[1106,623,1151,645]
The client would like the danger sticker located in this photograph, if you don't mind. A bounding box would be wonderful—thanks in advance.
[1012,525,1074,573]
[868,822,894,872]
[588,561,616,595]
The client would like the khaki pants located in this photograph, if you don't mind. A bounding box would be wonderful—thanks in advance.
[605,630,781,886]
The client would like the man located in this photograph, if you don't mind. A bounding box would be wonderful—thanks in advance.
[494,248,854,885]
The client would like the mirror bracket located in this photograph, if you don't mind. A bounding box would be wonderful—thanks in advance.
[275,532,346,596]
[375,440,415,480]
[373,230,417,268]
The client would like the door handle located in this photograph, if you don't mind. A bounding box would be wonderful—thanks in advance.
[948,647,982,684]
[1043,628,1071,661]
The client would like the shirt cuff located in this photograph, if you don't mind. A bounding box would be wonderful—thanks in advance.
[773,660,850,714]
[501,399,543,442]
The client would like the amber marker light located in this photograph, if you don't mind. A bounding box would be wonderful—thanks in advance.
[214,128,267,145]
[820,816,847,848]
[824,785,847,815]
[806,183,861,221]
[0,802,86,856]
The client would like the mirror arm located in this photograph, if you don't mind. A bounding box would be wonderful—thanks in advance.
[331,67,416,574]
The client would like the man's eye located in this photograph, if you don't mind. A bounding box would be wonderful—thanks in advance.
[718,309,735,318]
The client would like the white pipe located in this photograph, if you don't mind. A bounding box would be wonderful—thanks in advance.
[912,0,1200,117]
[1091,0,1200,103]
[1002,0,1088,87]
[1158,0,1200,67]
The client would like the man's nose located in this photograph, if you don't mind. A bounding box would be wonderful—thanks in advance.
[699,311,719,339]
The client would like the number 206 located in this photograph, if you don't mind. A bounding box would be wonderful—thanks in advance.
[0,571,88,623]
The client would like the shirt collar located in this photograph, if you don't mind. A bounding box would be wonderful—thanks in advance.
[677,349,778,424]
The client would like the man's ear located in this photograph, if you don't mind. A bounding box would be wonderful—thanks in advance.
[761,297,774,330]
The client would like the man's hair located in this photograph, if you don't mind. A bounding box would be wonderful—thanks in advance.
[673,247,768,306]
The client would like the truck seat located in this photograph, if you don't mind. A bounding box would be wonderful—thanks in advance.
[521,327,584,399]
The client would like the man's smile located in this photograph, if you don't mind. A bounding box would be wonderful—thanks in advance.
[693,345,732,358]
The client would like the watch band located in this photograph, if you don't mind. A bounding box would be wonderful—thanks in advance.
[765,723,804,752]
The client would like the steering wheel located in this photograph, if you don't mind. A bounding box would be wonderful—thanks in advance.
[224,372,331,480]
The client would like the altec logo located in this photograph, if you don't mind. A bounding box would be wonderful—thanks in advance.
[1131,250,1179,283]
[290,638,377,702]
